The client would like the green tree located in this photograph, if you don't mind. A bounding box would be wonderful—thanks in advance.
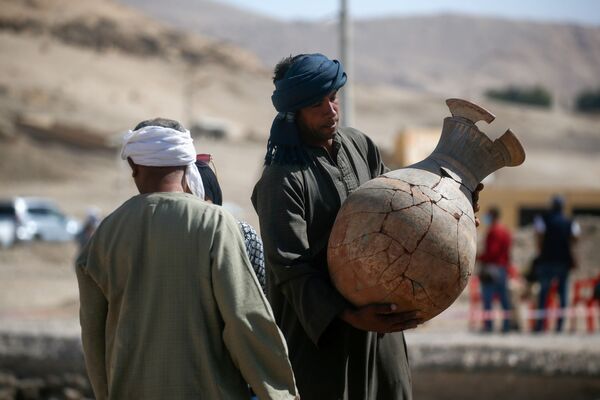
[575,89,600,113]
[485,85,552,108]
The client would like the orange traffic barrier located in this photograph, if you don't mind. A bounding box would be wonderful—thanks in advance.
[570,275,600,333]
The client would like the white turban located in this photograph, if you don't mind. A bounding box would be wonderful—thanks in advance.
[121,125,205,199]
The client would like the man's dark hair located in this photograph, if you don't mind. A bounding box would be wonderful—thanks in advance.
[273,54,306,83]
[134,118,186,132]
[195,161,223,206]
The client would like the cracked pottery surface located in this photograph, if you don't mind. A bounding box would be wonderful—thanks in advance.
[328,98,526,321]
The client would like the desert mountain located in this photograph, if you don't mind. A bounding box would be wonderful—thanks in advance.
[0,0,271,140]
[0,0,599,216]
[0,0,280,221]
[120,0,600,106]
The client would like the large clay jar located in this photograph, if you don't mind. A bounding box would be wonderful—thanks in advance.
[328,98,526,322]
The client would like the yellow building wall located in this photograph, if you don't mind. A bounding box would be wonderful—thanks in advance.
[478,187,600,229]
[392,129,600,229]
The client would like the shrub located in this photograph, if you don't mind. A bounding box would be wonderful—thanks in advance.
[485,85,552,108]
[575,89,600,113]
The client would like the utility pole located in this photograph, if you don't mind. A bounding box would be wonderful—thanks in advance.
[339,0,354,127]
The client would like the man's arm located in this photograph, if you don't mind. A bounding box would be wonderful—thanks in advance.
[253,169,349,344]
[364,132,389,177]
[211,211,298,400]
[256,164,425,338]
[75,255,108,400]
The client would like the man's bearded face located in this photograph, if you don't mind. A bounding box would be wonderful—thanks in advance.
[296,90,340,144]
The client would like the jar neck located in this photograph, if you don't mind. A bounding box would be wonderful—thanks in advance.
[429,117,508,192]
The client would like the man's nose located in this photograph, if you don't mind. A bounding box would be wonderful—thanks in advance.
[325,100,337,115]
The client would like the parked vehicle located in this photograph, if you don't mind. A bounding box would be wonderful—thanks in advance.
[0,219,15,248]
[0,199,36,244]
[0,197,80,243]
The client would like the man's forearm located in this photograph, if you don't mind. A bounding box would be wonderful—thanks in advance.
[81,332,108,400]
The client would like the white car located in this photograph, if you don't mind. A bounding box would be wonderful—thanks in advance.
[0,199,36,244]
[0,219,15,248]
[0,197,80,243]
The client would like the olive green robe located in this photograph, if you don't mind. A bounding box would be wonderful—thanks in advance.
[76,192,298,400]
[252,128,412,400]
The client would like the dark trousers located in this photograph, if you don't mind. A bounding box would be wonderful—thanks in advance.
[535,262,569,332]
[481,265,511,332]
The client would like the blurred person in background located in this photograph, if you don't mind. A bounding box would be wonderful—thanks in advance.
[594,277,600,327]
[477,206,513,333]
[533,195,580,333]
[195,155,266,293]
[76,207,101,251]
[76,118,298,400]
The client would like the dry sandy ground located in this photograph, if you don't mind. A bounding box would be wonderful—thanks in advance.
[0,242,79,316]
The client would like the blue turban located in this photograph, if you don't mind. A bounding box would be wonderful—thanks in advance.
[265,53,347,166]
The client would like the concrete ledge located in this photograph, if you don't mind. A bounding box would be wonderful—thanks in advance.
[0,333,84,376]
[406,332,600,376]
[1,330,600,399]
[2,330,599,377]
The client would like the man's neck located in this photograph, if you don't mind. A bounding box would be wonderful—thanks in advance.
[299,131,336,158]
[137,169,187,194]
[322,140,335,158]
[139,183,185,194]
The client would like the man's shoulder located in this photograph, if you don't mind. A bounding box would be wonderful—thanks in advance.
[255,161,305,187]
[95,195,141,228]
[337,128,384,170]
[338,126,370,142]
[134,194,240,237]
[103,193,223,225]
[166,193,233,222]
[147,192,211,210]
[252,163,306,209]
[338,127,376,152]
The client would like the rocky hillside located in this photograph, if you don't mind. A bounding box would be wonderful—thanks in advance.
[1,0,599,208]
[0,0,271,143]
[120,0,600,106]
[0,0,262,71]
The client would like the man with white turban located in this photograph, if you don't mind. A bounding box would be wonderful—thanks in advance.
[76,118,298,400]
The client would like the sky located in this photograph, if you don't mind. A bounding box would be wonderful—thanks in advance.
[219,0,600,26]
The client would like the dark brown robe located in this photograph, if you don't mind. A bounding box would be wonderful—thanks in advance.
[253,127,413,400]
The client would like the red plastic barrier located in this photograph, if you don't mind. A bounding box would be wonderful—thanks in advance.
[570,275,600,333]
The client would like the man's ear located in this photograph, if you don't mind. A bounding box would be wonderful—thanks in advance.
[127,157,138,177]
